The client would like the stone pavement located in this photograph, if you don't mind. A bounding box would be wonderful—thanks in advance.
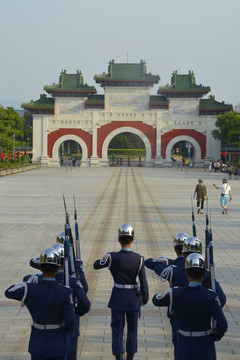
[0,166,239,360]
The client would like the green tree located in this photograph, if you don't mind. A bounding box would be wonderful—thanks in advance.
[109,132,145,149]
[212,111,240,146]
[0,106,25,152]
[23,111,33,147]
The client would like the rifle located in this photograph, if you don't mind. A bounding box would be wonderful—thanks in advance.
[73,194,81,261]
[63,195,78,278]
[205,200,211,271]
[63,195,70,287]
[63,229,70,287]
[191,195,196,236]
[209,210,216,291]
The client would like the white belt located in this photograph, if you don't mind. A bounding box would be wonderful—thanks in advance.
[114,283,138,289]
[178,329,212,337]
[32,321,65,330]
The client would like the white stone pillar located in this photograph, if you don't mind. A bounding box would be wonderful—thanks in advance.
[40,116,49,167]
[90,111,99,166]
[154,114,163,166]
[32,116,43,164]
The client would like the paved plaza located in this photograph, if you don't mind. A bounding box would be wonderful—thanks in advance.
[0,166,240,360]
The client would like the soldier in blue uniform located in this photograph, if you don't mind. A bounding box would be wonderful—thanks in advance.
[5,247,76,360]
[153,236,226,305]
[24,243,90,360]
[146,236,226,357]
[93,224,149,360]
[145,232,189,270]
[29,232,88,294]
[152,253,228,360]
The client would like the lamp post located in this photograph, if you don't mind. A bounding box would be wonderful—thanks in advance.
[13,134,15,159]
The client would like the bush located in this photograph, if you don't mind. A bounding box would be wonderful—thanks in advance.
[0,157,31,170]
[108,149,146,157]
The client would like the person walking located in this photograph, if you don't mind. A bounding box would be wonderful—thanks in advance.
[193,179,208,214]
[93,224,149,360]
[213,178,232,214]
[152,253,228,360]
[5,248,76,360]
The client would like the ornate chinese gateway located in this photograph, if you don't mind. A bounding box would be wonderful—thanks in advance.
[22,60,232,167]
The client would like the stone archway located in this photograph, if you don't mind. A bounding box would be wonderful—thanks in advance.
[165,135,202,164]
[101,127,152,164]
[51,134,89,166]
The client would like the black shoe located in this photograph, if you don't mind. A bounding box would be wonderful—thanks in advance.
[115,354,123,360]
[126,353,134,360]
[197,208,200,214]
[222,210,224,214]
[225,209,228,215]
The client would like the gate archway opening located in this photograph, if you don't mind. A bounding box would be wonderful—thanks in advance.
[171,140,194,161]
[51,134,88,167]
[108,132,146,166]
[58,140,82,166]
[101,127,152,166]
[165,136,202,165]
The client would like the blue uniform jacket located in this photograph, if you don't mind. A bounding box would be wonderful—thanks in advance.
[94,249,149,311]
[153,262,226,307]
[29,257,88,293]
[145,255,185,270]
[153,284,228,360]
[5,279,75,358]
[23,270,91,338]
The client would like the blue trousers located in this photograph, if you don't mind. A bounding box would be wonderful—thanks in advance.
[111,309,138,355]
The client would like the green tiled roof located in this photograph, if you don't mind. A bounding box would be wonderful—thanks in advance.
[22,94,55,109]
[158,71,210,95]
[85,95,104,104]
[44,70,96,93]
[199,97,233,110]
[94,60,160,84]
[149,95,169,104]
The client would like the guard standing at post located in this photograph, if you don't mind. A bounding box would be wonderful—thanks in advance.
[93,224,149,360]
[152,253,228,360]
[5,248,76,360]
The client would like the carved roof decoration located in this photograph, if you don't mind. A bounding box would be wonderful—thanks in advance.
[94,60,160,87]
[199,96,233,115]
[22,94,55,114]
[158,71,210,98]
[44,70,96,96]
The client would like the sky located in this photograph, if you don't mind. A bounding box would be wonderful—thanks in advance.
[1,0,240,109]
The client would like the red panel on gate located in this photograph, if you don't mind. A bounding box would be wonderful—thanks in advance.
[161,129,206,159]
[97,121,156,158]
[48,128,92,158]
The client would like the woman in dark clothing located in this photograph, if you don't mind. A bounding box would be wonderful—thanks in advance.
[193,179,208,214]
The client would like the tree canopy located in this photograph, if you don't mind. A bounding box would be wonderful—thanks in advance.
[212,111,240,146]
[0,106,24,151]
[0,106,30,152]
[109,132,145,149]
